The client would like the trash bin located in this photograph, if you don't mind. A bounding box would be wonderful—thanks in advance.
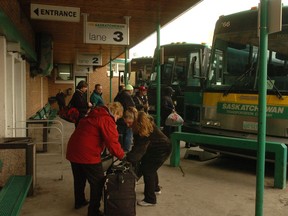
[26,121,48,153]
[0,137,35,195]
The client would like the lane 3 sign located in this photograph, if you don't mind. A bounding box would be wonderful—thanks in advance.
[85,22,129,45]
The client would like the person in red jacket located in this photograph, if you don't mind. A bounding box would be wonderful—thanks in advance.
[66,102,125,216]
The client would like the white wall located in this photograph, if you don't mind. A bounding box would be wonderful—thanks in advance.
[0,36,27,137]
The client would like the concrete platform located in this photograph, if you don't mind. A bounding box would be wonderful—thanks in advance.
[20,117,288,216]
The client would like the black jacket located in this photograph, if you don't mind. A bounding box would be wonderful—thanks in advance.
[126,124,172,165]
[114,90,135,111]
[161,95,175,126]
[70,89,89,119]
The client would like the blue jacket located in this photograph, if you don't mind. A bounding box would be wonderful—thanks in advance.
[90,91,104,107]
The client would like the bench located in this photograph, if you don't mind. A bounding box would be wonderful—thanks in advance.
[43,103,57,122]
[27,103,57,152]
[30,103,57,122]
[0,175,32,216]
[170,132,287,189]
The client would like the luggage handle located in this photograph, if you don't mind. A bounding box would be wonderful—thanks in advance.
[107,158,139,181]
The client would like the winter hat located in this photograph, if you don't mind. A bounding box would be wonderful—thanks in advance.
[138,86,147,91]
[125,84,134,91]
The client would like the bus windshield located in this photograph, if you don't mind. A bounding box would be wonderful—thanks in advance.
[150,43,209,90]
[208,20,288,95]
[150,54,189,90]
[148,43,210,116]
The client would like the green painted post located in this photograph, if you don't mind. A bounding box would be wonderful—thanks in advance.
[170,133,180,167]
[124,47,129,85]
[156,23,161,127]
[274,146,287,189]
[109,54,112,102]
[256,1,268,215]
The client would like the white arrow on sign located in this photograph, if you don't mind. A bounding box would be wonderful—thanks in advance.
[31,4,80,22]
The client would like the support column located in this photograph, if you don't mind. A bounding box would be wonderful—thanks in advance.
[0,36,6,137]
[256,1,268,215]
[156,23,161,127]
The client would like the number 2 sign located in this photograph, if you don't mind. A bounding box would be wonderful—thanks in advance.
[76,53,102,66]
[85,22,129,45]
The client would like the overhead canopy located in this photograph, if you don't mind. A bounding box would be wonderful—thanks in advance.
[18,0,202,66]
[0,9,37,61]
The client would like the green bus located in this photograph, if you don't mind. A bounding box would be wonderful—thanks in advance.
[148,42,210,125]
[191,6,288,156]
[129,57,153,88]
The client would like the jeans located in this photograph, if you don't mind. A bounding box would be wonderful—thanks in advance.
[124,127,133,152]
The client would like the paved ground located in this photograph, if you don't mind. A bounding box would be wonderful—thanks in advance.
[20,117,288,216]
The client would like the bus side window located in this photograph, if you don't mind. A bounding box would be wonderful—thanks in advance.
[209,50,223,85]
[191,56,197,76]
[172,65,185,85]
[187,54,201,87]
[162,64,173,84]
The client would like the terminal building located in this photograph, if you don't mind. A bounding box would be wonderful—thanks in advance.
[0,0,204,215]
[0,0,201,137]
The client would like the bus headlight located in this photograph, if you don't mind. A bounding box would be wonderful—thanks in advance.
[204,120,220,127]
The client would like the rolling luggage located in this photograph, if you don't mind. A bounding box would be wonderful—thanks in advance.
[104,160,137,216]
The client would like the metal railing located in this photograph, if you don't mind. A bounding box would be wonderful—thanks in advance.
[7,119,65,181]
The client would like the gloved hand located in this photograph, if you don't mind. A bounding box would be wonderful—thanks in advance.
[121,155,127,162]
[120,156,130,166]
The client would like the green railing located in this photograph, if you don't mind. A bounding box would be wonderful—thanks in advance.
[170,132,287,189]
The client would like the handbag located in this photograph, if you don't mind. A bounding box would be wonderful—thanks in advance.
[59,103,79,123]
[165,112,184,127]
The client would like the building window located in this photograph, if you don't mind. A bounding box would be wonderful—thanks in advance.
[54,64,73,83]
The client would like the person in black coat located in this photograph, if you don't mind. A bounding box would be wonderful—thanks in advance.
[161,86,176,137]
[56,89,66,111]
[114,84,135,111]
[124,108,172,206]
[70,80,92,127]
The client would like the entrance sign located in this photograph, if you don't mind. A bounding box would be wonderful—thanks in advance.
[31,4,80,22]
[76,53,102,66]
[85,22,129,45]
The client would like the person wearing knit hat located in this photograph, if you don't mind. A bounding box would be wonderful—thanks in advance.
[125,84,134,91]
[133,86,149,113]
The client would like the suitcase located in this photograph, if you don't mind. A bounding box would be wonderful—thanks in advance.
[104,161,136,216]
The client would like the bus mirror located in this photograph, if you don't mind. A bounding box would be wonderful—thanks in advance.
[150,72,157,81]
